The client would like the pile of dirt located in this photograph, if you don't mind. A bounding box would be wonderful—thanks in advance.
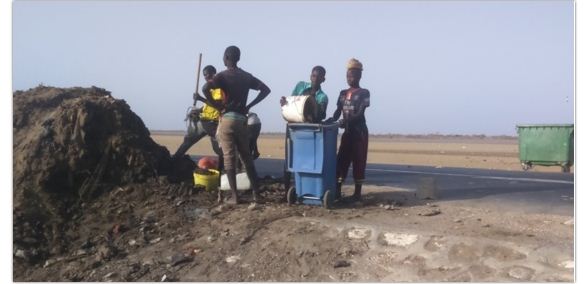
[13,86,194,264]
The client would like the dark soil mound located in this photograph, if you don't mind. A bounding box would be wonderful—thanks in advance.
[13,86,194,263]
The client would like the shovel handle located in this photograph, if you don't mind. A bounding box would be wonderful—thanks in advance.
[193,53,203,107]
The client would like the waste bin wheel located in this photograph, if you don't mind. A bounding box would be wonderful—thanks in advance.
[287,187,297,205]
[521,162,532,171]
[323,190,332,209]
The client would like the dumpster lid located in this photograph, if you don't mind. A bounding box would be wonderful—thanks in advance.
[287,122,339,129]
[516,124,574,128]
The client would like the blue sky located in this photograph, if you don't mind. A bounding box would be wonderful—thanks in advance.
[12,0,574,135]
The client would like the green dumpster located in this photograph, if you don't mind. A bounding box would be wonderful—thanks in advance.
[516,124,574,172]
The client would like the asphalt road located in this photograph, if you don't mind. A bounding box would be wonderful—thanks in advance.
[252,158,574,216]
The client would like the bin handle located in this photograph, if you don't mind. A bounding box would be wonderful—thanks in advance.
[287,133,292,169]
[288,123,337,132]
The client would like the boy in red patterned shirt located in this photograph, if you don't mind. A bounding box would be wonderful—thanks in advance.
[329,58,370,201]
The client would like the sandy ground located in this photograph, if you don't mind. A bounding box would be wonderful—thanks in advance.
[16,181,573,282]
[152,133,571,173]
[14,132,574,281]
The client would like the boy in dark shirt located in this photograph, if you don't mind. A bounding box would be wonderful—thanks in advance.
[329,58,370,201]
[202,46,271,204]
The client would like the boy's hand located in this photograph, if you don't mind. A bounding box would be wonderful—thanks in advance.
[338,119,346,128]
[194,93,206,102]
[189,107,202,119]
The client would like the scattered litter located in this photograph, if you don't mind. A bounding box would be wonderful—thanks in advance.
[333,260,351,268]
[43,259,58,268]
[15,250,26,259]
[347,228,371,239]
[248,203,261,211]
[559,260,574,269]
[419,209,441,216]
[150,237,162,244]
[226,255,241,263]
[170,253,194,266]
[382,233,419,247]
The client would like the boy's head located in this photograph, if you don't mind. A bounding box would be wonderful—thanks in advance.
[346,58,363,87]
[203,65,216,81]
[223,45,241,66]
[310,66,326,89]
[346,69,362,87]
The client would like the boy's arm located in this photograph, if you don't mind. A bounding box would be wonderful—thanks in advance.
[202,77,224,110]
[246,77,271,111]
[317,96,328,121]
[331,92,344,121]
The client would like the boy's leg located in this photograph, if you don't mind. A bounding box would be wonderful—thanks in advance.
[217,119,240,204]
[173,120,207,159]
[351,127,369,200]
[336,130,353,199]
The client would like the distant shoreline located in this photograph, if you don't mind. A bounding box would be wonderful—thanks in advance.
[150,130,517,140]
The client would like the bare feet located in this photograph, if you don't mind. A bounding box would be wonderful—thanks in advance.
[252,191,265,204]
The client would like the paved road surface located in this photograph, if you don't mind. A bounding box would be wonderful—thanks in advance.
[192,156,574,216]
[253,158,574,216]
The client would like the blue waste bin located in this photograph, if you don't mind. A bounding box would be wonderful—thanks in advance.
[286,123,338,208]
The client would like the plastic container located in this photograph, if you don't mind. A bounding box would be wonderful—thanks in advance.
[193,169,220,191]
[197,156,218,170]
[516,124,574,172]
[281,95,318,123]
[219,172,251,191]
[286,123,338,208]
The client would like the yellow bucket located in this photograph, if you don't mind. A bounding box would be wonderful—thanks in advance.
[193,169,220,191]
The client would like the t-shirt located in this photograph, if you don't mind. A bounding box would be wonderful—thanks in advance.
[199,88,223,121]
[291,81,328,120]
[337,88,370,129]
[210,68,264,115]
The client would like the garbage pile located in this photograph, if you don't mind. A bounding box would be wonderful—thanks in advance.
[13,86,194,263]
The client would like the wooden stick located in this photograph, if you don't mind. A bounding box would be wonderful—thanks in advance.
[193,53,203,106]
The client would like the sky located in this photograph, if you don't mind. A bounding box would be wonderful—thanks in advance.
[12,0,574,135]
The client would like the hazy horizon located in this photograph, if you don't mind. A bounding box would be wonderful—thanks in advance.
[13,1,574,135]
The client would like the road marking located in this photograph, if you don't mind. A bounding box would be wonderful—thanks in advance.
[366,168,574,185]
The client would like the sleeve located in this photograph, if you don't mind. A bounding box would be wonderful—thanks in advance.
[337,90,346,108]
[322,95,329,108]
[319,94,328,112]
[291,81,305,96]
[363,90,370,107]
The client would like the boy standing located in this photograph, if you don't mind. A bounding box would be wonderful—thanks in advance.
[329,58,370,201]
[202,46,271,204]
